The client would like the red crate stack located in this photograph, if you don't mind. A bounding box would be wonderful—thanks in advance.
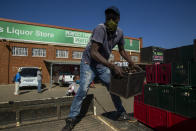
[134,82,146,103]
[146,64,171,84]
[167,112,196,130]
[167,112,187,128]
[157,63,171,84]
[146,64,158,83]
[134,82,147,123]
[134,101,148,124]
[147,105,168,130]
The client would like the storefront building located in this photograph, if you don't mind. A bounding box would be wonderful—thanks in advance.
[0,18,142,85]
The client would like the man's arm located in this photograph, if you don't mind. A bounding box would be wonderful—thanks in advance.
[118,43,134,66]
[90,41,114,68]
[90,41,124,76]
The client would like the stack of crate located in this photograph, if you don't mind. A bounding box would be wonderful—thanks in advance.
[134,39,196,130]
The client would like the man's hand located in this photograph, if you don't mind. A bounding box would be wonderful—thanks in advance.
[111,64,124,77]
[128,63,142,72]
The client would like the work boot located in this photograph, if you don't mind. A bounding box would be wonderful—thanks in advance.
[118,112,137,122]
[61,118,75,131]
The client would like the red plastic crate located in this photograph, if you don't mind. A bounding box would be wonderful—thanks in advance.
[167,112,187,128]
[134,101,148,124]
[134,82,146,103]
[167,112,196,130]
[146,64,158,83]
[157,63,171,84]
[147,105,168,129]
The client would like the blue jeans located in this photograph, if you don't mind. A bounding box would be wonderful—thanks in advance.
[68,61,126,118]
[38,80,42,93]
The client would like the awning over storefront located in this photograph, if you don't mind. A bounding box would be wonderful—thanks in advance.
[44,60,81,65]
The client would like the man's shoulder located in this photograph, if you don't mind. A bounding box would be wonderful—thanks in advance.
[94,23,106,31]
[117,27,123,35]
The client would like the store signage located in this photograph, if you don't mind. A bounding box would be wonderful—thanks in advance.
[152,49,164,62]
[0,20,140,52]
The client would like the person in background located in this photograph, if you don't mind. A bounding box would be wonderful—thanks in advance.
[89,81,96,88]
[73,67,79,76]
[14,68,21,95]
[66,75,80,96]
[62,6,138,131]
[37,67,42,93]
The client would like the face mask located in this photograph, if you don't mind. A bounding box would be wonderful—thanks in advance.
[106,19,118,32]
[75,80,80,84]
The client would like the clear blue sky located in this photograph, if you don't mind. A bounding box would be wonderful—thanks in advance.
[0,0,195,49]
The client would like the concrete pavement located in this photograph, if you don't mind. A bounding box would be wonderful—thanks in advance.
[0,83,134,115]
[0,84,154,131]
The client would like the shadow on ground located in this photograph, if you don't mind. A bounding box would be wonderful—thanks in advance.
[101,111,134,121]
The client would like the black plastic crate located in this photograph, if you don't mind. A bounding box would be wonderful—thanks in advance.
[194,39,196,61]
[190,88,196,118]
[171,62,189,85]
[110,71,145,99]
[164,45,194,63]
[158,85,175,112]
[179,45,194,62]
[144,84,159,107]
[171,61,196,86]
[141,46,165,64]
[175,86,192,118]
[190,62,196,86]
[164,48,179,64]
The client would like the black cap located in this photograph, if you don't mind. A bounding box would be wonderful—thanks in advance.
[105,6,120,17]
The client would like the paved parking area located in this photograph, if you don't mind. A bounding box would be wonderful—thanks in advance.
[0,84,154,131]
[0,83,134,115]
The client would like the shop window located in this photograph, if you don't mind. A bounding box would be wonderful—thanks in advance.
[12,47,28,56]
[72,51,83,59]
[56,49,68,58]
[32,48,46,57]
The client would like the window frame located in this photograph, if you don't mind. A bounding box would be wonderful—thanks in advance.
[32,48,46,57]
[12,46,28,56]
[72,51,83,59]
[56,49,69,58]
